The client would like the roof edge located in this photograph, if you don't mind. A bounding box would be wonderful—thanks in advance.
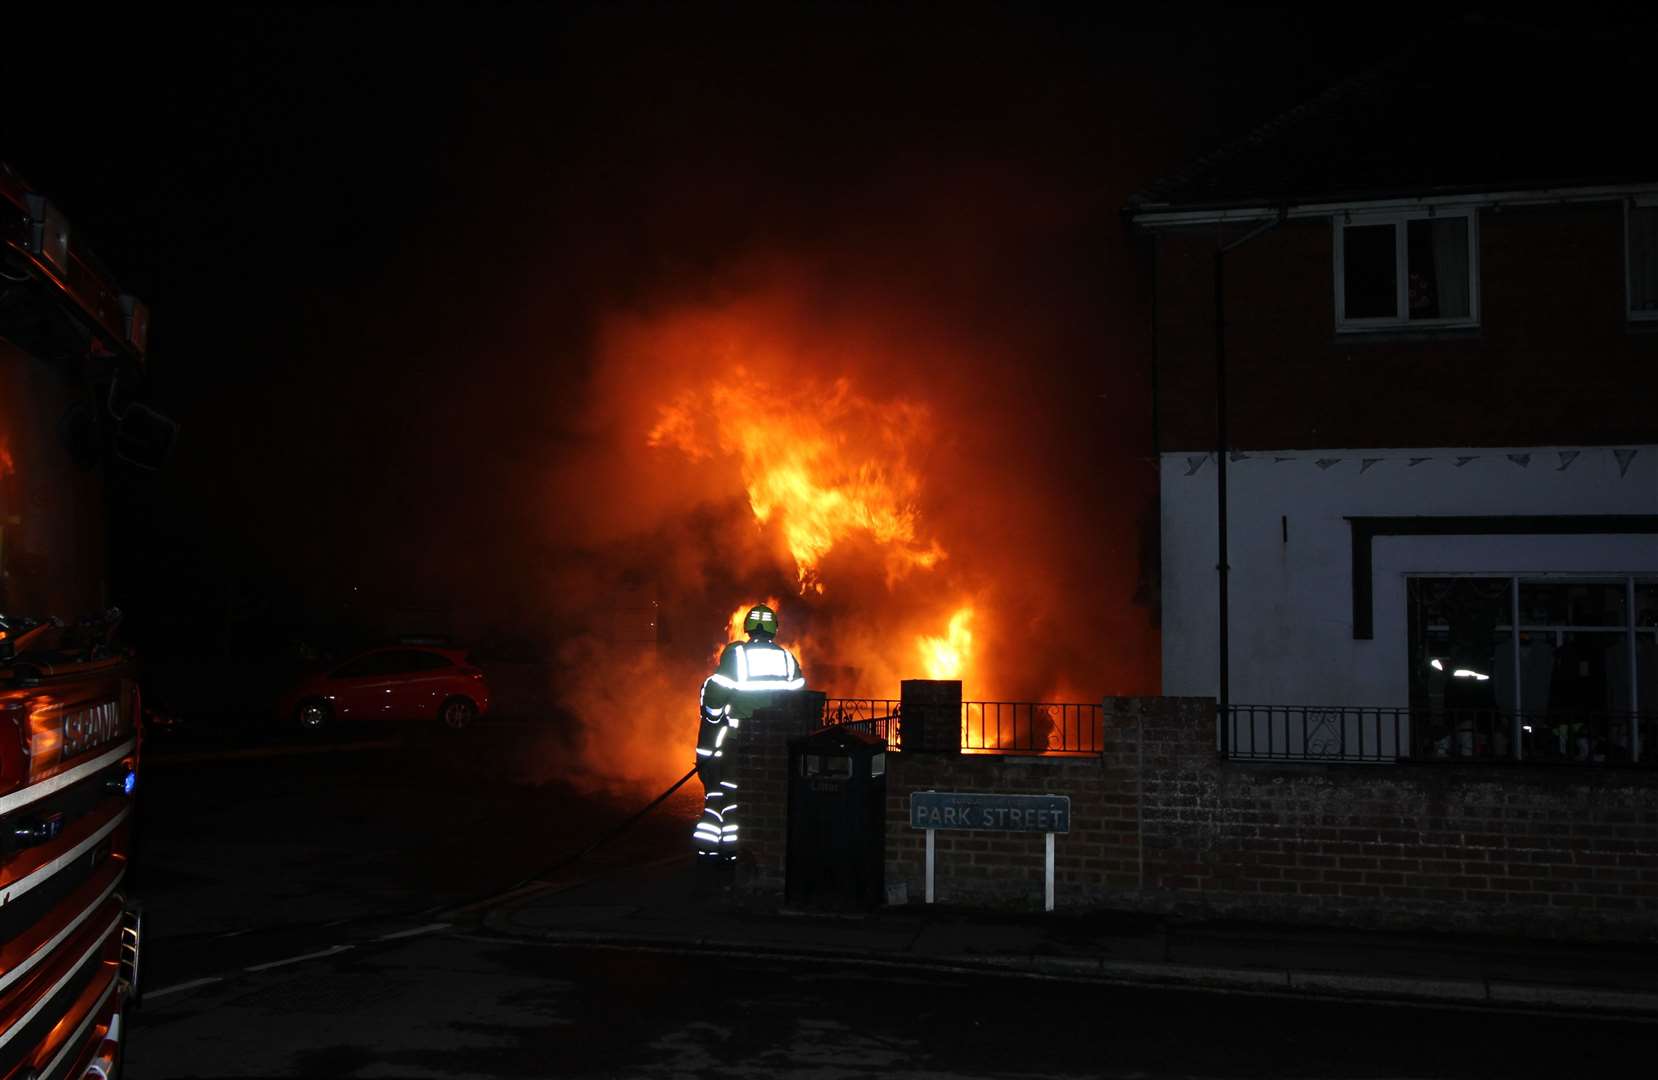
[1126,181,1658,228]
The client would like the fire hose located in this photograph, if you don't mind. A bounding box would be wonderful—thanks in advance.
[143,764,705,947]
[499,764,700,897]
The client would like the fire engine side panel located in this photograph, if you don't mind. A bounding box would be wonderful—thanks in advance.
[0,341,109,620]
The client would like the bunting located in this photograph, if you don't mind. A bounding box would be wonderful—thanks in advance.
[1170,448,1648,479]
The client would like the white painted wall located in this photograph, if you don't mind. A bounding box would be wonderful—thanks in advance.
[1161,446,1658,707]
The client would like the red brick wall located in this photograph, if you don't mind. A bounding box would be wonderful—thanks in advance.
[884,752,1138,907]
[1131,697,1658,938]
[740,696,1658,939]
[1152,202,1658,451]
[726,699,819,894]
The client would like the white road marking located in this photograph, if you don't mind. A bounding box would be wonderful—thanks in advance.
[145,976,225,999]
[141,921,458,1001]
[244,944,354,972]
[374,922,452,941]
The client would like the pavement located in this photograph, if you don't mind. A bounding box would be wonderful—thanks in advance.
[481,855,1658,1019]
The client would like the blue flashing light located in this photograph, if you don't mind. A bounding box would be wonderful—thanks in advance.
[122,771,136,796]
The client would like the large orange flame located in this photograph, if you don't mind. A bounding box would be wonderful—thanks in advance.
[649,371,944,595]
[649,363,988,694]
[921,603,968,680]
[557,290,1158,797]
[918,605,974,681]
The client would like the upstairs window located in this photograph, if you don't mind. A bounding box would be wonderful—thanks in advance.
[1627,199,1658,321]
[1334,210,1478,331]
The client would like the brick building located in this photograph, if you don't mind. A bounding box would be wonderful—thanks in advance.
[1125,19,1658,763]
[735,20,1658,938]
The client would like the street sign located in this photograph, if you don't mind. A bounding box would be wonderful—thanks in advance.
[909,791,1070,833]
[908,791,1071,911]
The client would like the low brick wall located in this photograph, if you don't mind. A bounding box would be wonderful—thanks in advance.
[1127,697,1658,940]
[739,692,1658,940]
[885,752,1135,907]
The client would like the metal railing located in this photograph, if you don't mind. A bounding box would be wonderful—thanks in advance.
[962,701,1103,755]
[822,698,900,750]
[1227,704,1658,766]
[821,698,1103,755]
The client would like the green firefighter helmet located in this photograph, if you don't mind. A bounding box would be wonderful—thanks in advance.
[742,603,778,639]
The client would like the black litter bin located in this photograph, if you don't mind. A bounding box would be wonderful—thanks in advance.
[786,724,887,909]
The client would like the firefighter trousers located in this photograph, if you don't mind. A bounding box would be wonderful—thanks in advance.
[692,713,738,860]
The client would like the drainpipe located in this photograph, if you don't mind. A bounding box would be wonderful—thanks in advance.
[1215,208,1288,757]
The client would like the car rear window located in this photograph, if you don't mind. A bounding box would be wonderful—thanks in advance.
[332,652,401,678]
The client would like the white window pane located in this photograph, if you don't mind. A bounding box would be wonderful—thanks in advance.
[1630,207,1658,313]
[1343,223,1397,318]
[1407,217,1471,320]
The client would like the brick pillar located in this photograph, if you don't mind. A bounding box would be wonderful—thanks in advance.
[730,690,824,897]
[900,679,961,754]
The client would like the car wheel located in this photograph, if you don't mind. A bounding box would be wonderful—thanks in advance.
[439,696,476,730]
[296,699,332,732]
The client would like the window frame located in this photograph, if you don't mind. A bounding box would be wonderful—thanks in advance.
[1405,572,1656,763]
[1624,196,1658,323]
[380,650,434,675]
[331,652,397,679]
[1332,208,1481,332]
[408,650,453,672]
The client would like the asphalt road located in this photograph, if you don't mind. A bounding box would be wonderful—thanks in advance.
[130,718,699,989]
[125,721,1657,1078]
[129,934,1656,1079]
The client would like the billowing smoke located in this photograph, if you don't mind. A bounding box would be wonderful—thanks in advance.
[544,203,1158,795]
[462,16,1192,797]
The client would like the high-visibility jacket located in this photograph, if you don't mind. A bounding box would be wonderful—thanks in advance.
[692,638,804,858]
[698,638,805,723]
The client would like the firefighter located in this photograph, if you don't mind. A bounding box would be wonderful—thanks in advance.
[692,603,805,864]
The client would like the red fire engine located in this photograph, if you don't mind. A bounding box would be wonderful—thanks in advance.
[1,162,163,1080]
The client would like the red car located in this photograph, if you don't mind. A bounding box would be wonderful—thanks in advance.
[278,645,491,730]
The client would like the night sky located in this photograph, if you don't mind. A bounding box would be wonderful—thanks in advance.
[8,5,1428,668]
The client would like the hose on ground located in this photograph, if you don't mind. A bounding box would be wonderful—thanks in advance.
[500,765,700,896]
[146,764,704,942]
